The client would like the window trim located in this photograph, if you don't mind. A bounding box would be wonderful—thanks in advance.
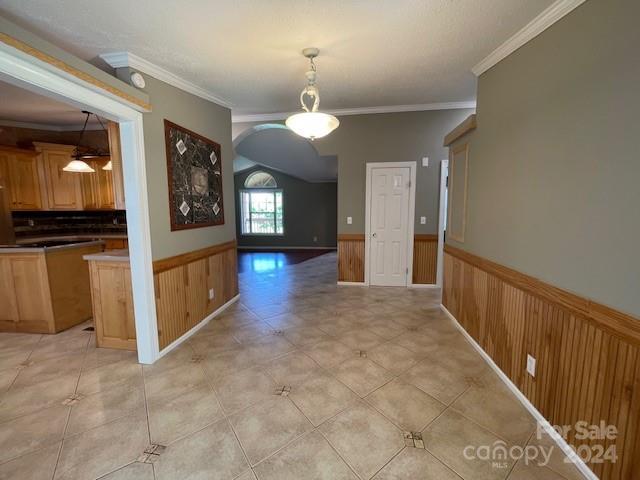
[244,170,277,188]
[239,188,284,236]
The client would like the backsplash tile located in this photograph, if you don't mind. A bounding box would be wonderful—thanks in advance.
[12,210,127,238]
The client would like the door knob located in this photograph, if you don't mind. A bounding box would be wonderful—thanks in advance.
[372,232,377,238]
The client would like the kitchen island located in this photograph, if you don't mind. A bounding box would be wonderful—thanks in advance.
[0,240,104,333]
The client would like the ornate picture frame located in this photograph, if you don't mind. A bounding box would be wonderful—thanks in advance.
[164,119,224,231]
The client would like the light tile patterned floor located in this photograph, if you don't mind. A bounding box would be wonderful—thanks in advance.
[0,251,584,479]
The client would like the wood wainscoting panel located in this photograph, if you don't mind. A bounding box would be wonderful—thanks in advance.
[337,234,365,282]
[154,240,238,350]
[412,234,438,284]
[443,246,640,479]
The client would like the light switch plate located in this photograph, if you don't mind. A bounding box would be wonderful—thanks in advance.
[420,216,426,225]
[208,288,215,300]
[526,354,536,377]
[422,157,429,167]
[347,216,353,225]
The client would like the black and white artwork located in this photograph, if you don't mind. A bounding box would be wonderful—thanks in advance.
[164,119,224,230]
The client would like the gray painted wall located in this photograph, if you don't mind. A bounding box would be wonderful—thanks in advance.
[234,166,337,248]
[446,0,640,317]
[0,15,233,261]
[234,109,473,236]
[117,68,235,260]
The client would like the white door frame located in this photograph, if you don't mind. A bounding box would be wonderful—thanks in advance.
[436,159,448,288]
[364,161,416,287]
[0,44,159,364]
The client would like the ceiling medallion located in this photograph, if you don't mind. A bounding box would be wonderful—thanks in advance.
[285,48,339,140]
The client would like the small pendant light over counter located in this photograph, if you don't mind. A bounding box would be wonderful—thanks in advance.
[62,111,110,173]
[285,48,339,140]
[62,160,95,173]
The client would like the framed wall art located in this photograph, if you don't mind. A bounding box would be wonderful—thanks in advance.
[164,119,224,231]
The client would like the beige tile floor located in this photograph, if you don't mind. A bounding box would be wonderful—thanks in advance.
[0,251,585,479]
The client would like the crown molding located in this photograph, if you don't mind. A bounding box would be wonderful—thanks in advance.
[0,119,104,132]
[231,101,477,124]
[100,52,233,108]
[472,0,586,76]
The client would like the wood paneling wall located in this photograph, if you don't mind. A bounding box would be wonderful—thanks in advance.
[153,240,238,350]
[412,234,438,284]
[338,234,439,285]
[337,234,365,282]
[443,245,640,479]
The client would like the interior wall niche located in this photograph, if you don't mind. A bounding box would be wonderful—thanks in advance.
[447,142,469,243]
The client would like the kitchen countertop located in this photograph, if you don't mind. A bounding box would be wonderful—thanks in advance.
[0,240,105,254]
[83,249,130,262]
[16,233,127,243]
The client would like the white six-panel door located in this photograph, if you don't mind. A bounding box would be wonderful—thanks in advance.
[369,166,411,286]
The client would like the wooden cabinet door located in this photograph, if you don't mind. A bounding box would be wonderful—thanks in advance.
[96,160,115,209]
[90,262,136,350]
[80,160,99,209]
[4,152,43,210]
[107,122,125,209]
[42,149,82,210]
[81,158,115,210]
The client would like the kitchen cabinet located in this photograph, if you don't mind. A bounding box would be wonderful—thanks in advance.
[35,142,82,210]
[1,141,124,212]
[107,122,126,209]
[0,147,43,210]
[103,238,128,250]
[81,158,115,209]
[0,241,103,333]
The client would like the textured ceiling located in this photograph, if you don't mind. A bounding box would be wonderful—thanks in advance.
[0,0,554,115]
[0,80,102,128]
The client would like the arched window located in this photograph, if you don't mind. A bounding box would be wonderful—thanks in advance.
[240,171,283,235]
[244,170,277,188]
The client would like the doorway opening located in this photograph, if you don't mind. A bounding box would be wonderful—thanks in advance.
[0,42,158,363]
[436,159,448,287]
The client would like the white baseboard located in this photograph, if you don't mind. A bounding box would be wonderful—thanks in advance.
[440,304,596,480]
[237,246,337,250]
[409,283,440,289]
[156,294,240,360]
[337,281,367,287]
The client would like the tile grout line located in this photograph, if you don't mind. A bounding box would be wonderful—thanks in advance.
[315,427,366,480]
[50,339,88,480]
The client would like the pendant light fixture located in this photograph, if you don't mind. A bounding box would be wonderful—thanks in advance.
[285,48,339,140]
[63,111,110,173]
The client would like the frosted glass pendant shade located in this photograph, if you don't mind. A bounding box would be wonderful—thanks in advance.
[285,112,339,140]
[63,160,95,173]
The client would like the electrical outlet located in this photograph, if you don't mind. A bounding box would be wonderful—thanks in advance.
[347,216,353,225]
[313,236,318,242]
[420,216,426,225]
[208,288,215,300]
[526,354,536,377]
[422,157,429,167]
